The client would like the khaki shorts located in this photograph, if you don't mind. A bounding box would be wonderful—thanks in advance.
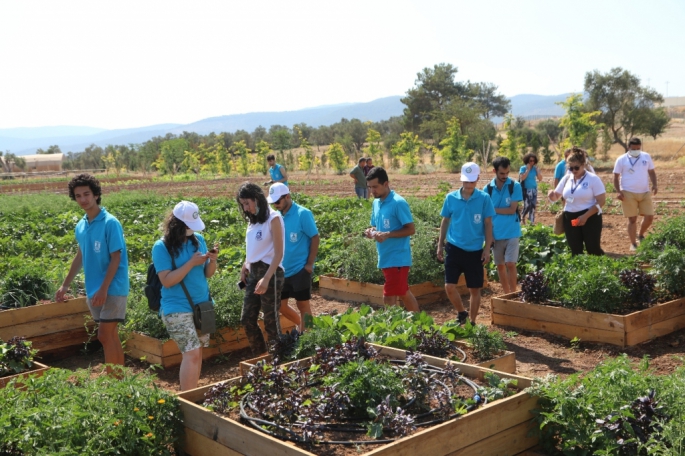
[162,312,210,353]
[621,190,654,217]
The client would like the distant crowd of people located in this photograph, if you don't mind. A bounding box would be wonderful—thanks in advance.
[53,137,656,390]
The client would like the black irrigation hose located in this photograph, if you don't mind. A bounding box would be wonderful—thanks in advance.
[239,358,487,446]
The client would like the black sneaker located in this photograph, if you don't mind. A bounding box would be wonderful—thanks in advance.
[457,311,469,325]
[638,235,645,243]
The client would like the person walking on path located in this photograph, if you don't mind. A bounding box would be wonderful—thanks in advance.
[548,147,606,256]
[437,163,495,325]
[265,154,288,186]
[56,173,128,375]
[484,157,523,294]
[268,183,320,332]
[152,201,218,391]
[519,153,542,224]
[237,182,285,355]
[613,137,658,251]
[350,157,368,199]
[364,167,419,312]
[363,157,374,176]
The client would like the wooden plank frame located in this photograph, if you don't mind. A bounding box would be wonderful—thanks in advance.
[491,293,685,347]
[178,343,538,456]
[126,315,297,368]
[318,271,488,306]
[0,361,50,389]
[0,298,95,354]
[238,340,516,376]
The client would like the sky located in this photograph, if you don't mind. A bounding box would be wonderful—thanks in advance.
[1,0,683,130]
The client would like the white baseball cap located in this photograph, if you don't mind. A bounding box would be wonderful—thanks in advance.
[267,182,290,203]
[172,201,205,231]
[460,162,480,182]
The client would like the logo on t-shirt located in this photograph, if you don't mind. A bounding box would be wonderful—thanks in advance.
[383,218,390,229]
[473,214,482,224]
[582,182,589,189]
[256,230,263,241]
[642,160,647,165]
[290,232,298,242]
[94,240,101,253]
[505,197,511,205]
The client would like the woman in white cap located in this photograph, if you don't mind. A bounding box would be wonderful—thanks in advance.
[236,182,285,355]
[151,201,218,391]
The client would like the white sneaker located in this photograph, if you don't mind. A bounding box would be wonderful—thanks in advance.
[630,244,638,251]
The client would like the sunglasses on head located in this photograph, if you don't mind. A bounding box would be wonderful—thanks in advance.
[274,195,287,204]
[569,165,581,171]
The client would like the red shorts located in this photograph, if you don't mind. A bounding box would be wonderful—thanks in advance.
[382,266,410,297]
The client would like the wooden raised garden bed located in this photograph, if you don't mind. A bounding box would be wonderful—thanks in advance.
[319,270,488,306]
[126,315,297,368]
[0,361,50,389]
[238,341,517,375]
[0,297,95,356]
[491,292,685,348]
[178,344,538,456]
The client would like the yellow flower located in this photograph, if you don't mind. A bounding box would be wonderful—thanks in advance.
[145,432,154,438]
[113,420,120,427]
[148,416,154,420]
[157,399,165,404]
[133,407,139,412]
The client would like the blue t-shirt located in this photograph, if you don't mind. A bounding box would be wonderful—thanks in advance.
[152,234,211,316]
[269,164,288,186]
[554,160,566,180]
[75,208,129,298]
[440,188,496,252]
[519,165,539,189]
[485,178,523,241]
[281,202,319,277]
[370,190,413,269]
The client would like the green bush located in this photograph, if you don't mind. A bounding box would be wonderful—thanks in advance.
[636,215,685,261]
[291,326,342,360]
[652,246,685,298]
[527,355,685,455]
[0,266,53,307]
[0,368,184,454]
[323,359,404,413]
[545,254,634,313]
[470,324,507,361]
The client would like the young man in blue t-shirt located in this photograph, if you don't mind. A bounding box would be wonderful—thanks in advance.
[56,174,129,373]
[485,157,523,294]
[364,167,419,312]
[266,154,289,186]
[268,183,320,332]
[437,162,495,325]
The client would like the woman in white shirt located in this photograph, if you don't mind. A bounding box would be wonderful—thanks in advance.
[548,147,606,256]
[236,182,285,355]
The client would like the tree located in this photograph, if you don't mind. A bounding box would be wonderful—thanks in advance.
[181,150,201,178]
[253,140,271,175]
[232,140,251,177]
[36,145,61,154]
[638,107,670,140]
[327,143,347,175]
[438,118,471,172]
[391,132,424,174]
[296,127,313,173]
[468,82,511,119]
[557,94,602,154]
[585,67,666,150]
[346,119,367,153]
[102,148,123,177]
[363,129,384,166]
[0,151,26,174]
[153,138,189,179]
[271,128,291,162]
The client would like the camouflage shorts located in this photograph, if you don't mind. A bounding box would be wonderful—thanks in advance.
[162,312,210,353]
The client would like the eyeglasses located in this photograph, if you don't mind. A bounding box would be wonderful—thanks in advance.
[569,166,581,171]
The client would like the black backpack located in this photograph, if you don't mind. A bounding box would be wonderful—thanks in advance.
[144,263,163,312]
[486,179,521,223]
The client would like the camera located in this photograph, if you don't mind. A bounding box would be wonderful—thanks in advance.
[237,281,246,290]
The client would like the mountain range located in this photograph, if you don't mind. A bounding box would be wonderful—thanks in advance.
[2,93,577,155]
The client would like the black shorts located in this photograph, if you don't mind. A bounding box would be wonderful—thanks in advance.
[444,243,484,289]
[281,268,312,301]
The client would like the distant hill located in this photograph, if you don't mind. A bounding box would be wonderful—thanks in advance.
[3,93,611,155]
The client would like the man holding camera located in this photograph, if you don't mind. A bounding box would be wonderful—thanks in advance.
[267,183,319,331]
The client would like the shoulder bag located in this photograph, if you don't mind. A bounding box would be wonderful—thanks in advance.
[172,255,216,334]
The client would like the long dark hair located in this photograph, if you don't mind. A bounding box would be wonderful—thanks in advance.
[162,212,199,258]
[236,182,269,225]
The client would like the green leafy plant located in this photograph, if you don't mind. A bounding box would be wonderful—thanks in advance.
[470,324,507,361]
[0,336,38,377]
[0,367,183,454]
[0,266,53,308]
[652,247,685,298]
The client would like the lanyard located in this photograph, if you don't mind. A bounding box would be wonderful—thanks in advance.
[570,173,587,195]
[628,153,640,169]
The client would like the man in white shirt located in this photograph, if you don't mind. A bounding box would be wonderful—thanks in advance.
[613,137,658,251]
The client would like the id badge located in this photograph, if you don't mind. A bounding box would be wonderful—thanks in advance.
[566,197,574,204]
[628,168,635,174]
